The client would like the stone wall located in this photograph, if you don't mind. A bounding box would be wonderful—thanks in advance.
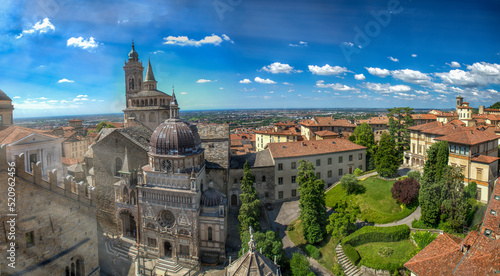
[0,147,99,275]
[91,131,149,234]
[228,166,275,205]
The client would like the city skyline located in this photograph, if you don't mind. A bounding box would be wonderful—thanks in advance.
[2,0,500,118]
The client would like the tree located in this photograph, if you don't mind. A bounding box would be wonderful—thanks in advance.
[297,160,327,244]
[96,121,116,133]
[464,181,478,200]
[238,161,261,234]
[407,171,421,181]
[489,101,500,109]
[375,133,399,178]
[240,230,286,266]
[353,168,363,177]
[440,166,467,231]
[340,174,364,195]
[387,107,414,160]
[290,253,315,276]
[391,177,420,205]
[326,200,360,239]
[352,122,376,170]
[419,141,449,225]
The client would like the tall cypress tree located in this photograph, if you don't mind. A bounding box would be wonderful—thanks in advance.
[238,161,261,233]
[387,107,414,160]
[353,122,376,170]
[297,160,327,244]
[375,133,399,178]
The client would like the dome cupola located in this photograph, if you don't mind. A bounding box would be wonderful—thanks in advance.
[149,118,202,156]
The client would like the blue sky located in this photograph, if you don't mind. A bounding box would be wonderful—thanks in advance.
[1,0,500,118]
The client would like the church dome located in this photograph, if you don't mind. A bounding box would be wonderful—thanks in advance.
[128,42,139,60]
[150,118,202,156]
[201,188,223,207]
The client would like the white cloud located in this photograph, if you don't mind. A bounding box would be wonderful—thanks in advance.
[448,61,461,68]
[391,69,431,85]
[365,82,411,94]
[354,74,366,81]
[288,89,294,93]
[219,87,224,90]
[254,77,276,84]
[13,96,21,99]
[263,96,272,99]
[268,91,274,94]
[412,54,417,58]
[76,95,88,98]
[365,67,390,77]
[181,92,188,94]
[262,62,302,74]
[58,78,74,83]
[16,18,55,39]
[415,90,429,95]
[239,79,252,84]
[467,62,500,76]
[67,37,99,50]
[282,82,293,85]
[151,50,164,54]
[315,80,358,91]
[163,34,231,46]
[435,62,500,88]
[343,42,354,47]
[38,97,48,100]
[289,41,308,47]
[388,56,399,62]
[308,64,349,75]
[487,89,498,94]
[197,79,215,83]
[435,69,478,87]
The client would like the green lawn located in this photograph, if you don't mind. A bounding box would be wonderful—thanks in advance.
[287,219,339,274]
[356,240,417,270]
[326,176,417,224]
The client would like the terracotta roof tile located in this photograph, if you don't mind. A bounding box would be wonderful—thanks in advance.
[412,114,437,120]
[301,116,356,127]
[435,128,499,145]
[62,157,79,166]
[314,130,339,137]
[267,138,365,159]
[472,155,500,164]
[358,116,390,125]
[254,128,301,136]
[0,126,60,144]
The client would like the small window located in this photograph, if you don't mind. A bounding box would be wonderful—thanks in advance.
[491,209,497,216]
[291,175,296,183]
[292,189,297,197]
[291,162,296,170]
[316,172,321,179]
[316,159,321,166]
[328,170,332,178]
[328,158,332,165]
[278,177,283,185]
[262,175,266,182]
[358,153,362,160]
[278,191,284,199]
[339,156,343,163]
[278,163,283,171]
[484,228,492,238]
[208,227,213,241]
[339,169,343,176]
[26,231,35,248]
[148,238,157,247]
[494,195,500,201]
[349,155,353,162]
[234,178,237,184]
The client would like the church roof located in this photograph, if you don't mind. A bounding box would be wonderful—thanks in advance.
[127,90,169,98]
[145,60,156,82]
[149,118,202,156]
[0,89,12,101]
[0,126,59,144]
[201,188,223,207]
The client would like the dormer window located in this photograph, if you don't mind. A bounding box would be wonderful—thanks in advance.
[491,209,497,216]
[484,228,492,238]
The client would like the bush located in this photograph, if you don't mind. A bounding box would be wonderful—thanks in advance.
[340,174,365,195]
[354,168,363,176]
[290,253,315,276]
[391,177,420,205]
[342,225,410,247]
[305,244,321,260]
[411,231,438,250]
[411,219,432,229]
[287,224,295,231]
[332,262,346,276]
[464,181,478,200]
[342,243,360,265]
[407,171,421,181]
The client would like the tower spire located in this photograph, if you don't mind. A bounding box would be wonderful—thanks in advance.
[128,40,139,61]
[170,87,180,119]
[145,59,156,82]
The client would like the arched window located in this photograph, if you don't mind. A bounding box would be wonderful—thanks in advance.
[161,111,168,121]
[76,259,84,276]
[130,190,136,205]
[208,227,213,241]
[115,157,122,176]
[129,77,134,90]
[139,113,146,122]
[154,98,157,105]
[149,112,156,122]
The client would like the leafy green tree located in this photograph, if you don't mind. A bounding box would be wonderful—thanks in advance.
[352,122,376,170]
[290,253,315,276]
[326,200,360,239]
[340,174,364,194]
[464,181,478,200]
[96,121,116,133]
[419,141,449,225]
[407,171,421,181]
[239,230,286,266]
[387,107,414,160]
[489,101,500,109]
[238,161,261,234]
[375,133,399,178]
[353,168,363,177]
[410,230,438,250]
[440,165,467,230]
[297,160,327,244]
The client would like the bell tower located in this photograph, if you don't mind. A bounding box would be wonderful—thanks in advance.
[123,41,144,101]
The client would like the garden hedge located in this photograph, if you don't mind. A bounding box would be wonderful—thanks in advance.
[342,243,360,265]
[341,225,410,247]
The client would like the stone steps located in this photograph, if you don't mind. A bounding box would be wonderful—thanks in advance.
[104,236,138,262]
[155,258,183,274]
[335,243,362,276]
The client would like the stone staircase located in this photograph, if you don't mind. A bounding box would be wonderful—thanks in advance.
[155,258,184,274]
[335,243,362,276]
[104,235,138,262]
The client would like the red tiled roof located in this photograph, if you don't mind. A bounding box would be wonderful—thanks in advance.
[472,155,500,164]
[254,128,301,136]
[358,116,390,125]
[62,157,79,166]
[405,233,463,276]
[274,121,296,126]
[267,138,365,159]
[230,133,255,141]
[412,114,437,120]
[435,128,499,145]
[448,119,466,126]
[69,119,82,122]
[314,130,339,137]
[0,126,59,144]
[300,116,356,127]
[106,122,124,128]
[62,126,75,131]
